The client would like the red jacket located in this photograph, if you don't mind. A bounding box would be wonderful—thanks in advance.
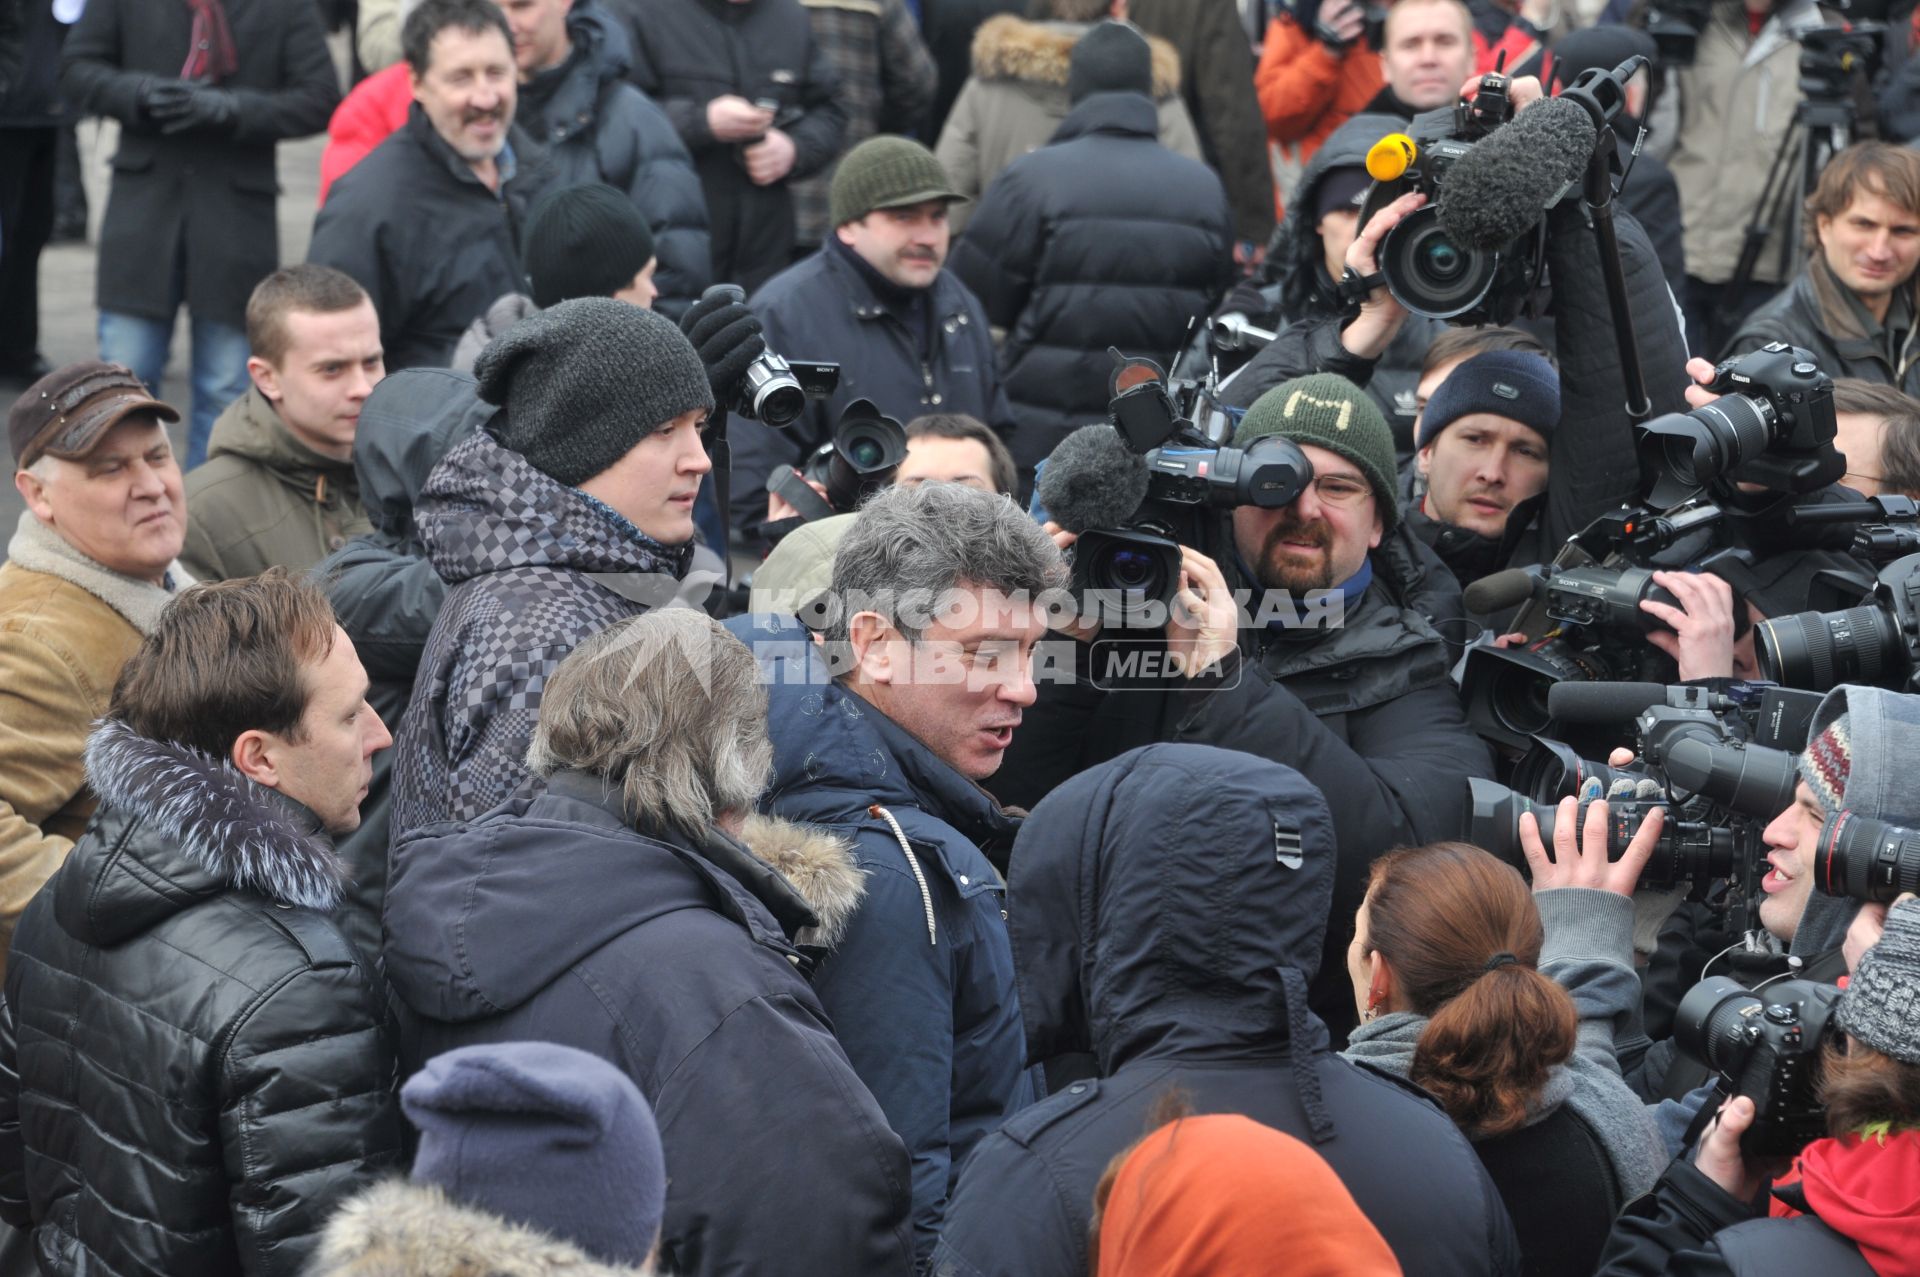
[318,63,412,205]
[1770,1127,1920,1277]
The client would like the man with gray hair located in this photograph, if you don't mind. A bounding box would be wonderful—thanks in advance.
[727,481,1065,1264]
[383,609,917,1276]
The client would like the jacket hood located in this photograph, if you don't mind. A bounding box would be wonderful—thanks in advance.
[416,428,694,586]
[1270,112,1407,311]
[1007,743,1338,1075]
[383,771,863,1021]
[970,15,1182,101]
[307,1180,652,1277]
[524,6,635,142]
[205,387,357,488]
[352,368,493,542]
[1050,91,1158,145]
[64,720,347,945]
[1775,1128,1920,1277]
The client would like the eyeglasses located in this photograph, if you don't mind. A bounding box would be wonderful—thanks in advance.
[1310,474,1374,507]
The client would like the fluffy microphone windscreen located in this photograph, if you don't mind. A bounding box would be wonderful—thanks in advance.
[1036,424,1151,533]
[1435,97,1598,252]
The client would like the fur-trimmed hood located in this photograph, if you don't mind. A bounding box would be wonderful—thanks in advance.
[970,15,1181,100]
[308,1180,652,1277]
[76,719,346,938]
[738,811,865,949]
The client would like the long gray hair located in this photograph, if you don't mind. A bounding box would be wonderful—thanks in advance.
[527,609,772,838]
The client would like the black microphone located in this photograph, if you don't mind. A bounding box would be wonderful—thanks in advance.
[1036,424,1150,533]
[1546,681,1669,724]
[1462,567,1540,617]
[1436,96,1598,253]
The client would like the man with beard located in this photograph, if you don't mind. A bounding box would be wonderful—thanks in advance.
[309,0,554,371]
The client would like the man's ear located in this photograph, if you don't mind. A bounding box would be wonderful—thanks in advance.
[1368,507,1384,551]
[247,356,281,405]
[846,611,899,685]
[1415,443,1433,479]
[14,468,52,523]
[231,728,283,789]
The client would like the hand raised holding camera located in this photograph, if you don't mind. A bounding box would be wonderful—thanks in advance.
[1519,795,1664,897]
[1640,569,1736,680]
[1340,190,1422,361]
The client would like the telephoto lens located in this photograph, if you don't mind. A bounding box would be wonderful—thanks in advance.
[1814,810,1920,903]
[1755,606,1906,692]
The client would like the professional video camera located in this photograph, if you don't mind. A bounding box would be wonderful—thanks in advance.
[1644,0,1711,66]
[1470,781,1734,887]
[1813,809,1920,903]
[764,398,908,524]
[1756,550,1920,693]
[700,284,840,428]
[1676,975,1842,1157]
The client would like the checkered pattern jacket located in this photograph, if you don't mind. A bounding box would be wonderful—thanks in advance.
[391,429,691,837]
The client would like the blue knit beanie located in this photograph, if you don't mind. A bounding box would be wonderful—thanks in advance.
[1418,349,1560,450]
[404,1042,667,1267]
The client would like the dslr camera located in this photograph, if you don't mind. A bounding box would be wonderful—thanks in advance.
[1635,343,1843,506]
[1676,976,1842,1158]
[764,398,908,525]
[1756,549,1920,693]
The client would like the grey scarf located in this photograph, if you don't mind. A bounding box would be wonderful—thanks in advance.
[1343,1010,1578,1138]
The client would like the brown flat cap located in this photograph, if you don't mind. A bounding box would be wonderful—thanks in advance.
[8,361,180,471]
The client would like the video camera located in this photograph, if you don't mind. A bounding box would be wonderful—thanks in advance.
[1280,0,1388,50]
[1644,0,1711,66]
[700,284,840,429]
[1676,975,1843,1158]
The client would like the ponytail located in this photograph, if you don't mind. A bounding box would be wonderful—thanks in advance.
[1411,962,1577,1135]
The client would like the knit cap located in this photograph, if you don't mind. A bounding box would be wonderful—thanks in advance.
[1234,373,1401,531]
[1418,349,1561,449]
[403,1041,667,1267]
[829,135,966,228]
[522,182,657,310]
[1836,896,1920,1065]
[474,296,713,486]
[1799,712,1853,816]
[1068,20,1153,103]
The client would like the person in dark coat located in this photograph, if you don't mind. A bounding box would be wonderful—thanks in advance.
[308,0,554,372]
[501,0,711,318]
[0,0,75,390]
[739,135,1014,541]
[726,482,1062,1264]
[383,611,918,1277]
[0,573,405,1276]
[947,21,1234,483]
[61,0,341,466]
[934,743,1522,1277]
[605,0,849,292]
[917,0,1021,140]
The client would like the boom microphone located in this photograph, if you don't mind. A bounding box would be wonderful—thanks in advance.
[1546,681,1670,724]
[1037,424,1150,534]
[1462,567,1541,617]
[1435,96,1599,252]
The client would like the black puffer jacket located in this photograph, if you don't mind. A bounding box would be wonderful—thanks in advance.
[516,4,711,318]
[934,744,1520,1277]
[947,90,1234,480]
[610,0,847,292]
[0,721,404,1277]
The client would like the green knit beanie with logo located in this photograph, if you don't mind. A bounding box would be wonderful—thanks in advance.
[829,135,966,228]
[1233,373,1401,532]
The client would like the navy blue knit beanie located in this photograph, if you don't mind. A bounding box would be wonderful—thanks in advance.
[1418,349,1560,449]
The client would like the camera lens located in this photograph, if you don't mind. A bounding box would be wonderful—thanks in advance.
[1674,975,1763,1076]
[755,382,807,429]
[1755,605,1905,692]
[1094,546,1167,598]
[1418,237,1466,282]
[1380,206,1501,321]
[847,437,884,468]
[1814,811,1920,903]
[1638,396,1773,489]
[1511,738,1632,804]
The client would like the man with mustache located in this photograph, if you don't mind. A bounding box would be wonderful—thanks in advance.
[309,0,555,371]
[736,134,1012,545]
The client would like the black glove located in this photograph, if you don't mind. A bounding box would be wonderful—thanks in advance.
[1215,279,1273,324]
[681,286,767,403]
[144,81,241,136]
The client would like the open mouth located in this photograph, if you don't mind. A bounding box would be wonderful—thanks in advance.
[1762,855,1797,893]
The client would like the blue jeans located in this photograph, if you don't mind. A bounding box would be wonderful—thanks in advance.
[98,309,251,470]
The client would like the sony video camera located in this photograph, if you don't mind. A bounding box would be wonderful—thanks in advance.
[1676,976,1843,1158]
[700,284,840,429]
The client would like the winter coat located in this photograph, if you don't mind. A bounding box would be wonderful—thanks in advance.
[1668,0,1834,286]
[516,5,713,318]
[608,0,849,292]
[383,775,917,1277]
[1255,16,1383,221]
[790,0,938,249]
[390,427,693,838]
[933,743,1521,1277]
[935,16,1203,237]
[725,611,1033,1264]
[1727,258,1920,393]
[0,720,405,1277]
[918,0,1021,140]
[315,368,484,965]
[0,513,188,980]
[180,388,372,581]
[353,0,412,75]
[1127,0,1275,244]
[737,242,1013,537]
[317,63,409,204]
[0,0,70,128]
[308,106,555,372]
[1344,888,1668,1277]
[309,1180,656,1277]
[948,90,1234,479]
[59,0,339,328]
[0,0,17,102]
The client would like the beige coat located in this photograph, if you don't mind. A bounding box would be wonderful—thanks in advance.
[936,16,1202,234]
[0,512,189,973]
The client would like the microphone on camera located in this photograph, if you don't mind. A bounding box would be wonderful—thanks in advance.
[1462,567,1542,617]
[1036,424,1151,534]
[1546,681,1670,724]
[1435,96,1599,252]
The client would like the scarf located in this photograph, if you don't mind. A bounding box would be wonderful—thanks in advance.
[1342,1009,1577,1139]
[1808,253,1920,385]
[181,0,239,84]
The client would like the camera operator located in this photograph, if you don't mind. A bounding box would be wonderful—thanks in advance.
[1596,893,1920,1277]
[1726,144,1920,392]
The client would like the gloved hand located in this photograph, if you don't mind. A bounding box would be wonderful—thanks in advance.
[1214,278,1271,324]
[681,285,767,404]
[144,81,241,135]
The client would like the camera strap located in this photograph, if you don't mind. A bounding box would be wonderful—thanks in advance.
[1335,267,1385,311]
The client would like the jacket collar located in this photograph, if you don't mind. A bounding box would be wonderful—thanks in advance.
[5,508,192,635]
[819,240,970,326]
[521,7,628,146]
[405,103,526,194]
[81,718,346,910]
[968,15,1183,99]
[206,387,361,501]
[1801,258,1920,381]
[1050,90,1158,145]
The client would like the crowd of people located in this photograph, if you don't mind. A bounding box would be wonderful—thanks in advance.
[3,0,1920,1274]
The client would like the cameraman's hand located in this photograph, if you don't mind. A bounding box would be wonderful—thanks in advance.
[744,128,797,186]
[1640,570,1736,680]
[1314,0,1366,49]
[767,472,830,524]
[1844,892,1918,974]
[1459,73,1545,114]
[1520,795,1664,897]
[1042,522,1106,643]
[1166,546,1239,677]
[1683,356,1722,411]
[1340,191,1422,361]
[708,94,775,142]
[1695,1096,1776,1203]
[680,291,766,401]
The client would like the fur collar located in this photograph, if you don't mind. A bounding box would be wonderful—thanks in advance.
[970,15,1182,99]
[5,509,192,636]
[308,1180,652,1277]
[83,718,346,910]
[737,812,865,949]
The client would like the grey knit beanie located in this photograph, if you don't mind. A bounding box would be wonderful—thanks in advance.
[1068,20,1153,104]
[1836,896,1920,1065]
[474,297,713,486]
